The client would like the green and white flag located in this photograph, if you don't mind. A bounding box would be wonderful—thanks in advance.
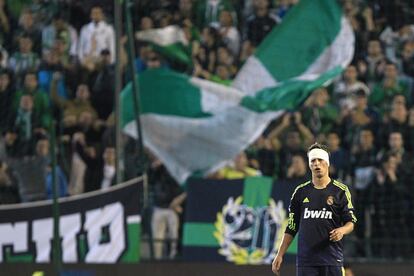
[123,0,354,183]
[135,25,192,66]
[233,0,354,94]
[122,67,340,183]
[122,68,277,183]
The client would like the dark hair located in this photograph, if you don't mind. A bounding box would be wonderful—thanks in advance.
[327,127,341,137]
[0,68,12,77]
[19,33,32,40]
[100,49,110,56]
[354,88,367,97]
[52,11,66,21]
[307,142,330,155]
[360,126,374,133]
[380,152,397,165]
[385,61,397,68]
[23,70,37,79]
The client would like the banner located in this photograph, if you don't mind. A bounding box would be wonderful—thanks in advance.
[0,178,142,264]
[183,177,304,264]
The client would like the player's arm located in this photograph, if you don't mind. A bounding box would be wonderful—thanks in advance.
[329,221,354,242]
[272,188,301,274]
[272,233,294,274]
[330,185,357,242]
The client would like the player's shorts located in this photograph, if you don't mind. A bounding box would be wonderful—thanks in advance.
[297,266,345,276]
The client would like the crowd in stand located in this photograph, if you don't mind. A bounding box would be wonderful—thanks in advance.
[0,0,414,260]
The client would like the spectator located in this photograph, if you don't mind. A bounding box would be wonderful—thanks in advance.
[176,0,194,23]
[139,16,153,31]
[377,131,413,179]
[77,110,106,147]
[37,50,67,97]
[194,0,235,29]
[35,138,68,199]
[268,113,313,179]
[400,41,414,78]
[199,26,220,72]
[100,146,116,190]
[0,160,19,204]
[334,64,370,110]
[193,62,232,85]
[13,71,50,128]
[357,39,387,86]
[50,72,97,125]
[8,35,40,86]
[0,0,11,49]
[272,0,295,20]
[70,134,116,192]
[406,106,414,152]
[246,135,276,177]
[72,132,102,192]
[91,49,115,119]
[216,45,237,76]
[41,12,78,58]
[301,87,338,136]
[218,9,240,56]
[215,151,261,179]
[6,94,46,157]
[6,0,33,21]
[351,128,377,190]
[67,136,87,196]
[135,43,151,73]
[52,36,77,71]
[0,70,13,134]
[350,127,377,257]
[343,0,375,57]
[285,154,308,183]
[380,23,414,64]
[326,131,348,181]
[239,39,255,65]
[245,0,278,47]
[369,62,411,115]
[150,162,185,259]
[340,89,379,150]
[151,8,174,28]
[13,9,41,54]
[78,6,115,67]
[378,96,408,147]
[0,45,8,68]
[7,140,48,202]
[368,153,409,258]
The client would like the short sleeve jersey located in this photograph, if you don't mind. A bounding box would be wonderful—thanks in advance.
[285,179,357,266]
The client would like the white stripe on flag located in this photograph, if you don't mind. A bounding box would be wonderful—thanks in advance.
[135,25,188,46]
[232,56,278,95]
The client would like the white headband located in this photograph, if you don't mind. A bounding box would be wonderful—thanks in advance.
[308,148,330,166]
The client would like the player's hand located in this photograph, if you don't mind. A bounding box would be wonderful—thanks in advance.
[272,254,283,275]
[329,227,345,242]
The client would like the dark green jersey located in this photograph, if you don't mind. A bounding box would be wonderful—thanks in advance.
[285,179,357,266]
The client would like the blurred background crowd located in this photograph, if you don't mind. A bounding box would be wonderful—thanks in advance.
[0,0,414,261]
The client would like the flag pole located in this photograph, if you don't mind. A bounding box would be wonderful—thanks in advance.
[124,0,146,176]
[114,0,124,183]
[124,0,153,259]
[50,120,62,272]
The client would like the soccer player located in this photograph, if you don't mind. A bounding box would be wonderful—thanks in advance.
[272,143,357,276]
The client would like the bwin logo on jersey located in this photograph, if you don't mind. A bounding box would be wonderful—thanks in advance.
[303,207,333,219]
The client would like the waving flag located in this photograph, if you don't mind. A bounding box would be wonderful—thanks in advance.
[122,0,354,183]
